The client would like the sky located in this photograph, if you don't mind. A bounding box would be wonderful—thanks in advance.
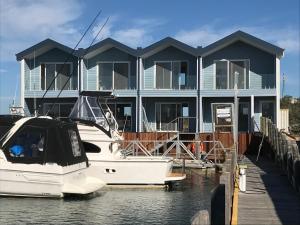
[0,0,299,114]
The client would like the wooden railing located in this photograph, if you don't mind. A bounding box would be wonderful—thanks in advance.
[260,117,300,192]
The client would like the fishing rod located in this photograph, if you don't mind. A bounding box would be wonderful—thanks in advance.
[45,17,110,117]
[37,9,102,114]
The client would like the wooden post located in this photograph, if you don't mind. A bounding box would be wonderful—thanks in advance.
[220,172,231,225]
[191,210,210,225]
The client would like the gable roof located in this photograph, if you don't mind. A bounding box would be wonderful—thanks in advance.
[83,38,138,58]
[139,37,198,58]
[16,39,78,61]
[201,30,284,57]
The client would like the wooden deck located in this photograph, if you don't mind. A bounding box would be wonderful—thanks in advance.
[238,155,300,225]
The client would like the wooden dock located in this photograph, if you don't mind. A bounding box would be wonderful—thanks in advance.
[237,155,300,225]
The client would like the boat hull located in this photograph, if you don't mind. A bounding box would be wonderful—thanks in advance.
[0,162,105,198]
[87,156,186,185]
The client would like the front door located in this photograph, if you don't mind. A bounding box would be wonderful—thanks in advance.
[238,103,250,132]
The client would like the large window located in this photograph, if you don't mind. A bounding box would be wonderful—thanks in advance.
[98,62,129,90]
[155,61,188,89]
[41,63,72,90]
[215,60,249,89]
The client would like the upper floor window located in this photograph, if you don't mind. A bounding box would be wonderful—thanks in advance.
[155,61,188,89]
[215,60,249,89]
[98,62,129,90]
[41,63,72,90]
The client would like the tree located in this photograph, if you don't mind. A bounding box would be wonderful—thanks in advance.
[281,96,300,134]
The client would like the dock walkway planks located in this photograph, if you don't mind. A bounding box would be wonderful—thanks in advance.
[238,155,300,225]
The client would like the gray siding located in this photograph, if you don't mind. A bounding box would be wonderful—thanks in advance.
[143,46,197,90]
[84,47,137,91]
[202,41,276,90]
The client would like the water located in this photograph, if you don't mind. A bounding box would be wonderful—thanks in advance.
[0,169,217,225]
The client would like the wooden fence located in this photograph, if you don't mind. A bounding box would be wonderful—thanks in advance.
[260,117,300,192]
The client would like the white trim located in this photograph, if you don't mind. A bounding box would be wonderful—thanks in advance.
[196,57,199,90]
[80,59,83,91]
[20,59,25,109]
[87,59,89,90]
[199,57,203,89]
[275,57,280,128]
[199,96,203,132]
[135,96,138,132]
[77,58,80,91]
[139,96,142,132]
[29,64,32,91]
[136,57,139,90]
[251,95,255,131]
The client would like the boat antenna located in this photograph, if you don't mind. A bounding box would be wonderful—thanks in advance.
[37,9,102,114]
[45,17,110,117]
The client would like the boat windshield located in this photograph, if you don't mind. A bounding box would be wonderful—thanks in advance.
[69,96,111,131]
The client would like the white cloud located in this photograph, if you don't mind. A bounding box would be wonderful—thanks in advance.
[0,0,83,61]
[175,25,300,54]
[90,16,165,48]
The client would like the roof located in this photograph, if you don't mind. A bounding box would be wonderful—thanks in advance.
[83,38,138,58]
[201,30,284,57]
[16,39,79,61]
[139,37,198,58]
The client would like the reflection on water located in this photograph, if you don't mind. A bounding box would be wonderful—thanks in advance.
[0,169,217,225]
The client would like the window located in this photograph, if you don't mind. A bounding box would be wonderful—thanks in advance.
[215,60,249,89]
[68,130,81,157]
[114,63,129,89]
[41,63,72,90]
[98,62,129,90]
[4,127,45,162]
[172,62,187,89]
[156,62,171,89]
[155,61,188,89]
[216,61,228,89]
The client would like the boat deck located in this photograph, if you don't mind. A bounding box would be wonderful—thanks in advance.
[237,156,300,225]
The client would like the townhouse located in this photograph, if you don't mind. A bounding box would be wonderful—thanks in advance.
[16,30,284,132]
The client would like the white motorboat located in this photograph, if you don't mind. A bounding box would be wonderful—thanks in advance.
[69,92,186,185]
[0,115,105,197]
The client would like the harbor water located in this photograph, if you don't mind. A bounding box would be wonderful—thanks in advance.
[0,169,218,225]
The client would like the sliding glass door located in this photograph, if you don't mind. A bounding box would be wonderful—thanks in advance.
[155,103,188,131]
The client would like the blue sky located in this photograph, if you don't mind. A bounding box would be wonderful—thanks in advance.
[0,0,299,114]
